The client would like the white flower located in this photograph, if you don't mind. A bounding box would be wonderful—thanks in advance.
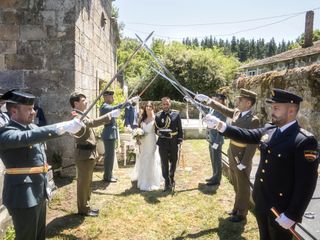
[132,128,145,139]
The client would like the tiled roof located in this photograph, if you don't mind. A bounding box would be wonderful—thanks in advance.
[241,41,320,69]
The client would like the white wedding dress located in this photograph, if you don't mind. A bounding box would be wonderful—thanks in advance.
[131,120,162,191]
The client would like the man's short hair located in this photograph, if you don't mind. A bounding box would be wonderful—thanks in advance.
[161,96,171,102]
[69,92,86,108]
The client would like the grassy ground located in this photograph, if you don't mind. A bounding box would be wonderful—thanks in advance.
[5,139,259,240]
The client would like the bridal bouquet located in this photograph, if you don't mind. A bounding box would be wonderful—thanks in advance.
[132,127,145,140]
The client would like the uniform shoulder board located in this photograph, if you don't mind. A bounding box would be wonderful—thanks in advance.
[0,126,18,134]
[300,128,314,137]
[171,109,179,112]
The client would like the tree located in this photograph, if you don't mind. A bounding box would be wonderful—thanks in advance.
[238,38,249,62]
[266,37,277,57]
[117,39,240,100]
[231,36,238,56]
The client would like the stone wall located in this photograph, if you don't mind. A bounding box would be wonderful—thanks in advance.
[0,0,117,234]
[0,0,117,165]
[235,64,320,140]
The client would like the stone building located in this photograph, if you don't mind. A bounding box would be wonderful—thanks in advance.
[240,40,320,77]
[0,0,118,233]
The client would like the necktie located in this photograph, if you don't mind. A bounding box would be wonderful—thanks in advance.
[272,128,281,140]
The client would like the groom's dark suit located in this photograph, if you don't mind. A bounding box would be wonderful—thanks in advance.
[155,109,183,189]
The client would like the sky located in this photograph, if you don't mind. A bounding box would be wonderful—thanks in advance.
[113,0,320,43]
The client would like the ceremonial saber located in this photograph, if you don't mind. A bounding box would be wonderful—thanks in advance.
[271,207,302,240]
[150,67,186,97]
[80,31,154,121]
[150,67,210,114]
[137,73,159,97]
[135,34,206,117]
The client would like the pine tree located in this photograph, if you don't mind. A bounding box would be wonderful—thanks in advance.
[238,38,249,62]
[231,36,237,55]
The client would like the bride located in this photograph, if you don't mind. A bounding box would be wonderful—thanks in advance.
[131,101,162,191]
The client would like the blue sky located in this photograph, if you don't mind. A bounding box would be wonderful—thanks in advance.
[113,0,320,43]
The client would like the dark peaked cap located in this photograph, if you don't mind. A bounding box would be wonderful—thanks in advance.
[0,90,35,105]
[266,88,303,105]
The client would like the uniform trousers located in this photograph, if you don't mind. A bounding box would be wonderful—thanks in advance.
[255,209,293,240]
[103,139,116,181]
[76,158,96,214]
[228,149,252,217]
[8,199,46,240]
[158,138,178,185]
[208,143,223,184]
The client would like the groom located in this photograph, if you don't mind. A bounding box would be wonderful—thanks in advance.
[155,97,183,191]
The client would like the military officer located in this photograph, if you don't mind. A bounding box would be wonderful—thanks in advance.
[205,93,227,186]
[0,94,10,127]
[0,90,83,240]
[100,91,139,182]
[204,88,319,240]
[155,97,183,191]
[196,88,260,222]
[69,92,121,217]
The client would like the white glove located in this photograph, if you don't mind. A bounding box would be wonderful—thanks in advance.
[237,163,246,171]
[128,96,140,104]
[275,213,295,229]
[211,143,219,149]
[56,118,84,135]
[194,94,212,104]
[203,114,219,129]
[109,109,121,118]
[184,96,192,103]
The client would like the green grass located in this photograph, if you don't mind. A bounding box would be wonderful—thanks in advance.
[4,140,259,240]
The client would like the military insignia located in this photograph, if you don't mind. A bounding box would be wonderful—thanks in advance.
[304,150,318,162]
[261,134,269,142]
[161,118,164,123]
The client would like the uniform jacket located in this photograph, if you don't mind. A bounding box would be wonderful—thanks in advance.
[154,109,183,143]
[124,104,138,128]
[206,109,227,145]
[209,100,260,169]
[100,102,122,140]
[223,122,319,222]
[72,110,112,161]
[0,121,60,209]
[0,111,10,127]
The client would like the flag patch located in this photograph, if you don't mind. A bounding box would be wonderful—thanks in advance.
[304,150,318,162]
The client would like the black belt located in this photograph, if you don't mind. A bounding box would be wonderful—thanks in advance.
[76,144,96,150]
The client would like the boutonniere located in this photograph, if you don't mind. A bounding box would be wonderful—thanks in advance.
[261,134,269,142]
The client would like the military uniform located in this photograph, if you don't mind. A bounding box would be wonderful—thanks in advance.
[0,111,9,127]
[155,109,183,188]
[206,108,227,185]
[100,98,123,181]
[221,89,319,240]
[0,90,62,240]
[209,92,259,218]
[71,109,111,214]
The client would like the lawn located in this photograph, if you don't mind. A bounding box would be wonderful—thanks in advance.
[5,139,259,240]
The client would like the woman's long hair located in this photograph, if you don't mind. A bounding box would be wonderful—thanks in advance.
[138,101,154,127]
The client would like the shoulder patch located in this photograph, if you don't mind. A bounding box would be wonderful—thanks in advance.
[304,150,318,162]
[300,128,314,137]
[71,111,78,117]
